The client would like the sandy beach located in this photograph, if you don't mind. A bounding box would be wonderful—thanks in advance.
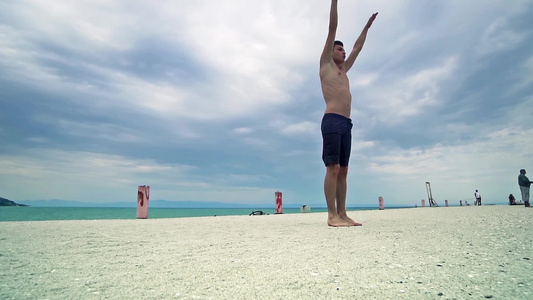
[1,206,531,299]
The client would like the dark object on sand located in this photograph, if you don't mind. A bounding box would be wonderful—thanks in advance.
[509,194,517,205]
[249,210,267,216]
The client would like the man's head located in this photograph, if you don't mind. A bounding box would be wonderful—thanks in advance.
[520,169,526,174]
[332,40,346,64]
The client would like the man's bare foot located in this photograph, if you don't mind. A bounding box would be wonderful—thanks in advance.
[340,215,362,226]
[328,215,350,227]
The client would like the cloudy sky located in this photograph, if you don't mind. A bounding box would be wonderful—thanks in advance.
[1,0,532,207]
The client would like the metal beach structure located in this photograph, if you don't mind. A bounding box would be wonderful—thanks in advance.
[425,182,439,207]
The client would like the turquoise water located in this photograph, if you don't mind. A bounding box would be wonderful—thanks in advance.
[0,207,383,222]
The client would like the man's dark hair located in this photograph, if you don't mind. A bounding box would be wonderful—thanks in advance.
[520,169,526,174]
[334,40,343,48]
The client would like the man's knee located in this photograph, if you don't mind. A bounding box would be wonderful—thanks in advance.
[326,164,341,176]
[338,166,349,177]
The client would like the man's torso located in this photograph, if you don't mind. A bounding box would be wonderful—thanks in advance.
[320,61,352,118]
[519,174,531,187]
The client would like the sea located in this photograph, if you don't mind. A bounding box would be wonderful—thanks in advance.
[0,206,382,222]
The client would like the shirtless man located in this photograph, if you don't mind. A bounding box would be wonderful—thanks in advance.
[320,0,377,227]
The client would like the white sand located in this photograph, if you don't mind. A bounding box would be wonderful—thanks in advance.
[1,206,531,299]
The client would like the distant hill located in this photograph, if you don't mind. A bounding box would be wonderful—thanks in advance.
[9,197,413,209]
[0,197,29,207]
[16,199,389,209]
[18,199,284,209]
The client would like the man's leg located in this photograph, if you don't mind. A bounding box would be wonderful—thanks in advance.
[520,186,527,205]
[325,164,349,226]
[521,186,530,207]
[335,166,347,214]
[335,166,361,226]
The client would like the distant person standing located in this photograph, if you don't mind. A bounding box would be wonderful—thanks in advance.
[474,190,482,206]
[518,169,532,207]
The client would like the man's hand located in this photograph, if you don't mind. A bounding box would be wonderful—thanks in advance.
[366,12,378,29]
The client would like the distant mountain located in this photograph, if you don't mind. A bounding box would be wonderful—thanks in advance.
[1,197,502,209]
[19,199,280,208]
[19,199,128,208]
[17,199,390,209]
[0,196,29,207]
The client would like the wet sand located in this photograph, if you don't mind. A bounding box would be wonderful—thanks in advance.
[1,205,531,299]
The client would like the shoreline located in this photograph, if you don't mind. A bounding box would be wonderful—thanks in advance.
[1,206,531,299]
[2,205,515,223]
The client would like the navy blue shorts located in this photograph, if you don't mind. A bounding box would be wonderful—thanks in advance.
[321,113,353,167]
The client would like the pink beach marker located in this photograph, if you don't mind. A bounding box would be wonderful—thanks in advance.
[378,196,385,210]
[275,191,283,214]
[137,185,150,219]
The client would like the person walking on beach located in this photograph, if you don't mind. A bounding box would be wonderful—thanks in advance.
[518,169,532,207]
[320,0,377,227]
[474,190,482,206]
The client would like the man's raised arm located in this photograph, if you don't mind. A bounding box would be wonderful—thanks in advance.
[320,0,338,67]
[345,12,378,72]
